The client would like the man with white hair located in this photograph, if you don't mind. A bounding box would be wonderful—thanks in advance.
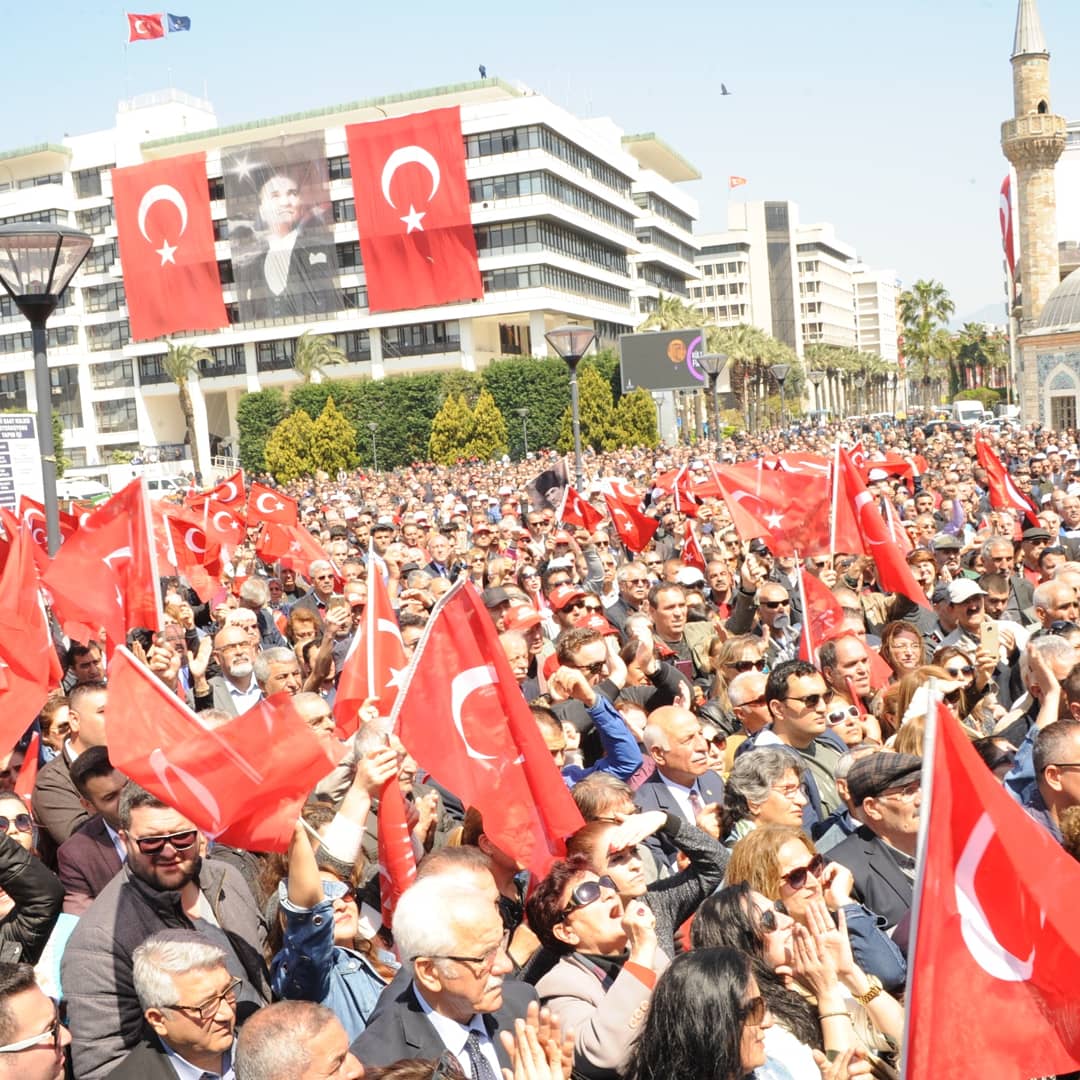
[290,560,341,631]
[252,647,303,698]
[351,877,536,1071]
[110,930,238,1078]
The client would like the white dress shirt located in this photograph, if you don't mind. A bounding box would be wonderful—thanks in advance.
[413,985,500,1079]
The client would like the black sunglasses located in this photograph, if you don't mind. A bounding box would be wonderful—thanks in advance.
[760,599,791,609]
[132,829,199,855]
[562,875,617,916]
[784,692,825,709]
[780,853,827,891]
[740,994,768,1026]
[574,659,608,677]
[1050,620,1078,636]
[0,814,32,834]
[731,658,767,673]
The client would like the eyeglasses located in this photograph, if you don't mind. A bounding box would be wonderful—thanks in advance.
[322,879,356,905]
[0,815,32,834]
[131,829,199,855]
[1050,620,1079,635]
[562,874,618,916]
[583,604,603,613]
[565,599,587,611]
[826,705,860,725]
[644,560,662,568]
[784,692,825,709]
[624,577,649,585]
[166,976,242,1025]
[877,781,921,802]
[760,599,791,609]
[421,929,511,976]
[0,1002,62,1054]
[734,694,768,708]
[739,994,768,1026]
[730,658,766,673]
[945,665,975,678]
[572,659,608,677]
[780,853,827,891]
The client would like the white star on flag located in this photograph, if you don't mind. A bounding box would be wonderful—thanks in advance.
[387,665,409,690]
[400,204,426,233]
[765,511,784,529]
[157,240,178,265]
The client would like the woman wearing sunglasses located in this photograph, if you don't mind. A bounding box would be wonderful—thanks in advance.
[705,636,768,730]
[268,750,400,1041]
[691,885,898,1079]
[526,854,667,1080]
[565,807,727,955]
[623,947,784,1080]
[721,748,809,845]
[725,826,906,996]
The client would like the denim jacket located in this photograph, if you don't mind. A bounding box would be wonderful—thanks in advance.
[271,896,395,1042]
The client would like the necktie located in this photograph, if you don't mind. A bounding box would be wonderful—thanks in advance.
[465,1030,498,1080]
[688,787,704,820]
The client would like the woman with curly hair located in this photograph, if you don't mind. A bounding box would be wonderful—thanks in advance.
[878,620,925,682]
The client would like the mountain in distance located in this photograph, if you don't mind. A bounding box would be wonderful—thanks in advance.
[948,300,1008,331]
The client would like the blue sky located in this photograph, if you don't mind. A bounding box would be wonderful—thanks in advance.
[5,1,1078,319]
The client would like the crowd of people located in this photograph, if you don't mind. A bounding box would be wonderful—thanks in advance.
[4,414,1080,1080]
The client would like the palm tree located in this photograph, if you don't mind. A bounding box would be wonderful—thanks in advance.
[162,341,212,481]
[292,330,347,384]
[640,293,701,330]
[953,322,1009,395]
[898,280,955,409]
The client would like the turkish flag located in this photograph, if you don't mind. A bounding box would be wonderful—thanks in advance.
[797,569,845,663]
[391,580,584,880]
[346,106,483,313]
[837,450,930,608]
[711,461,830,557]
[600,479,657,553]
[127,12,165,40]
[975,435,1039,527]
[162,512,223,602]
[560,485,604,532]
[112,153,227,342]
[0,512,56,755]
[247,482,298,526]
[18,496,79,549]
[904,704,1080,1077]
[106,647,344,852]
[197,500,246,549]
[44,479,162,651]
[335,562,407,736]
[377,778,417,928]
[683,521,707,572]
[203,470,246,513]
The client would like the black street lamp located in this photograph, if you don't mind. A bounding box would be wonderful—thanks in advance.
[367,421,379,472]
[0,224,92,555]
[697,352,728,445]
[854,370,867,416]
[808,368,826,416]
[545,324,595,490]
[769,363,791,428]
[515,407,529,458]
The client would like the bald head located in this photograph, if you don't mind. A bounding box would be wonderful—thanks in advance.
[641,706,708,786]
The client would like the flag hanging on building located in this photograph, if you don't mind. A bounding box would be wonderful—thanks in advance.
[346,107,483,313]
[999,174,1016,293]
[111,153,228,341]
[127,13,165,41]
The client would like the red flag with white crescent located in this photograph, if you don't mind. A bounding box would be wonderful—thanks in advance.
[975,435,1039,527]
[683,521,707,572]
[1000,174,1016,292]
[247,482,298,526]
[188,469,247,518]
[559,485,605,532]
[376,777,417,928]
[904,704,1080,1077]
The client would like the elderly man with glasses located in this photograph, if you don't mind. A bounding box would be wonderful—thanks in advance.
[109,930,239,1078]
[62,784,269,1080]
[289,560,342,632]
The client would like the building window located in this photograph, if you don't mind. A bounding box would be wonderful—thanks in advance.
[86,320,129,352]
[632,191,694,233]
[468,170,634,233]
[499,324,524,355]
[335,242,362,270]
[90,359,134,390]
[342,286,369,310]
[208,177,225,201]
[73,167,108,199]
[635,228,696,264]
[0,326,76,354]
[93,398,138,433]
[637,264,689,295]
[0,209,63,227]
[256,339,296,372]
[83,282,126,314]
[75,204,113,235]
[481,264,629,307]
[67,448,87,469]
[382,321,460,358]
[202,344,247,378]
[16,173,62,190]
[0,371,26,410]
[333,199,356,224]
[327,155,351,181]
[218,260,235,285]
[83,241,118,275]
[213,217,230,241]
[138,355,170,385]
[333,330,371,362]
[1052,394,1077,430]
[50,366,82,431]
[474,218,629,277]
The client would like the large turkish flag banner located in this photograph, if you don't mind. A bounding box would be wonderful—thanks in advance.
[904,704,1080,1078]
[346,107,483,313]
[112,153,228,341]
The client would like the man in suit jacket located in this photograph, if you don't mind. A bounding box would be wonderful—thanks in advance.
[827,752,921,931]
[57,746,126,915]
[352,877,536,1072]
[193,626,262,717]
[634,706,724,870]
[109,929,237,1079]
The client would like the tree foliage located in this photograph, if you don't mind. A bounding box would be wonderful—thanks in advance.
[429,394,475,465]
[264,409,315,483]
[465,388,509,460]
[482,358,569,460]
[162,341,212,480]
[310,397,359,476]
[612,388,660,449]
[293,331,347,384]
[236,388,288,474]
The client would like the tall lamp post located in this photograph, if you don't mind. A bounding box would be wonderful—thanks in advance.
[651,392,665,444]
[854,370,867,417]
[367,421,379,472]
[515,407,529,458]
[769,363,791,429]
[0,224,92,555]
[545,324,595,490]
[808,368,826,417]
[697,352,728,445]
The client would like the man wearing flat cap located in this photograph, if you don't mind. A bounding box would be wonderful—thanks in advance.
[827,752,922,930]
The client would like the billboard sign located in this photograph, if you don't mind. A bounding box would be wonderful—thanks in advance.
[619,329,730,393]
[0,414,42,511]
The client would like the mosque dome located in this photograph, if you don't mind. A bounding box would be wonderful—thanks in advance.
[1037,267,1080,332]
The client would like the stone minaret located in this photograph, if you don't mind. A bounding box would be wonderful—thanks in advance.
[1001,0,1066,329]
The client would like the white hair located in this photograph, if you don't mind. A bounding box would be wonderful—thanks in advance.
[392,879,495,969]
[253,647,297,687]
[354,718,393,756]
[132,930,227,1011]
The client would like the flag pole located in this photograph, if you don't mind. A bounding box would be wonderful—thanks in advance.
[828,442,840,555]
[366,541,377,697]
[899,678,939,1078]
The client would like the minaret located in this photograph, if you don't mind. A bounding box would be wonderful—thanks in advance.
[1001,0,1066,328]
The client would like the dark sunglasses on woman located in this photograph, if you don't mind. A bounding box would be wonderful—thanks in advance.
[780,853,826,891]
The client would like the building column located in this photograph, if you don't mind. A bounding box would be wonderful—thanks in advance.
[369,329,385,381]
[529,311,548,358]
[459,319,476,372]
[188,378,212,482]
[244,342,261,394]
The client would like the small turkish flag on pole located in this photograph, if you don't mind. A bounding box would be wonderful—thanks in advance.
[559,485,604,532]
[247,482,298,526]
[682,521,707,572]
[127,12,165,41]
[376,777,417,928]
[729,176,748,189]
[975,434,1039,527]
[903,703,1080,1077]
[188,469,246,516]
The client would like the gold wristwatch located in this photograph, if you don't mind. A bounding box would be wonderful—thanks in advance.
[853,975,882,1006]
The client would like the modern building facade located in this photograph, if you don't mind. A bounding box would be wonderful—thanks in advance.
[0,79,699,475]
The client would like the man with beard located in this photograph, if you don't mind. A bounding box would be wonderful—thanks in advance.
[196,626,262,716]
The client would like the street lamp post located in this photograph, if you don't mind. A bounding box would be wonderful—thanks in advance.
[545,324,595,490]
[697,352,728,446]
[367,421,379,472]
[854,371,867,417]
[515,407,529,458]
[769,363,791,429]
[0,224,92,555]
[807,368,826,417]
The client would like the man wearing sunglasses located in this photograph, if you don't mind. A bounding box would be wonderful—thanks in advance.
[0,962,70,1080]
[110,931,238,1078]
[63,784,270,1080]
[606,562,651,633]
[828,753,922,932]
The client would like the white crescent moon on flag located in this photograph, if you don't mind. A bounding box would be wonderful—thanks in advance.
[449,665,498,761]
[255,492,281,515]
[103,546,132,571]
[137,185,189,244]
[184,528,207,555]
[377,617,404,645]
[955,812,1042,982]
[148,748,223,833]
[381,146,441,210]
[212,510,234,535]
[219,480,239,503]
